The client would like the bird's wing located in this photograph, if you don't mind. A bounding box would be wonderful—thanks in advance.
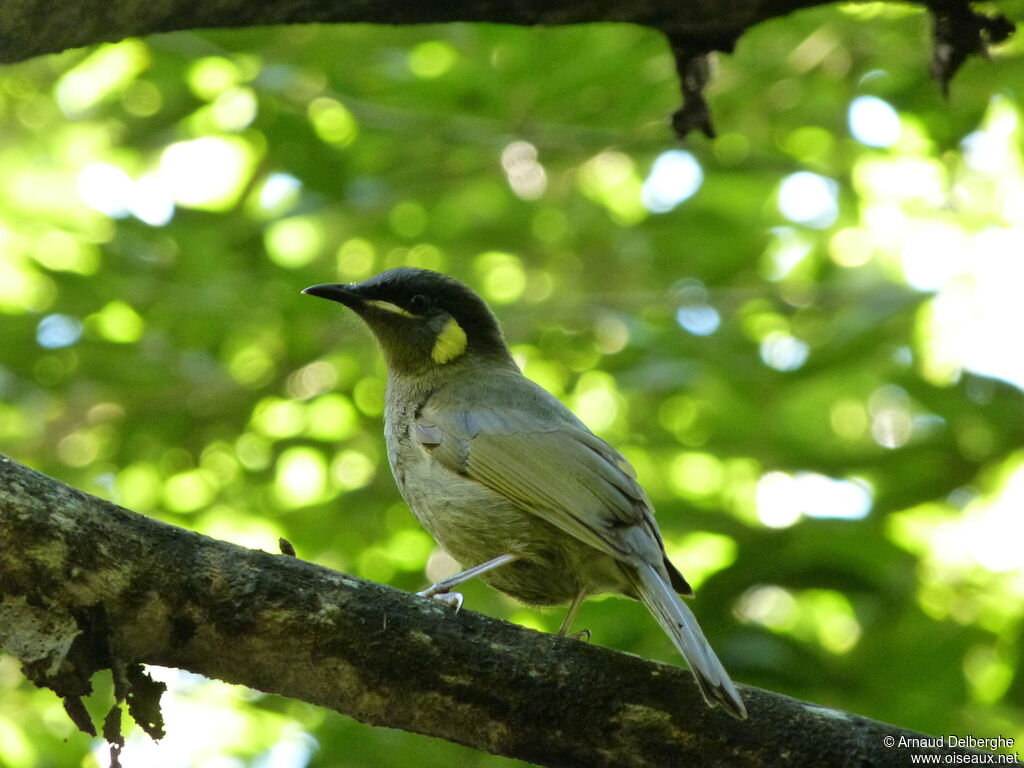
[415,389,680,577]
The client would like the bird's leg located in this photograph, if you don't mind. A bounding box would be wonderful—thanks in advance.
[417,553,519,611]
[558,590,590,641]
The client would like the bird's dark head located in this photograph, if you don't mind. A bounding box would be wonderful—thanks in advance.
[303,268,513,376]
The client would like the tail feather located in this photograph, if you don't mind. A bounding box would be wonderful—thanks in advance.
[633,562,747,719]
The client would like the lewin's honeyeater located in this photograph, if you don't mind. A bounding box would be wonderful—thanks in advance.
[304,267,746,719]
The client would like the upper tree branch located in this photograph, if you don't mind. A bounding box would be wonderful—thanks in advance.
[0,0,1015,140]
[0,454,993,766]
[0,0,811,65]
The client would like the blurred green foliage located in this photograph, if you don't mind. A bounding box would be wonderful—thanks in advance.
[1,6,1023,767]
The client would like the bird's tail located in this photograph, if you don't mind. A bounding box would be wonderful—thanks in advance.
[632,562,747,719]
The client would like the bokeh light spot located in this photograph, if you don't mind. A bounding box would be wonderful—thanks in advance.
[163,469,216,513]
[849,95,902,148]
[759,332,809,371]
[674,279,720,336]
[308,97,358,147]
[408,41,458,79]
[736,585,862,654]
[578,152,646,225]
[756,470,873,528]
[129,173,175,226]
[385,528,435,570]
[264,216,324,268]
[389,201,428,238]
[275,447,327,507]
[778,171,839,228]
[251,397,306,439]
[159,137,258,210]
[235,433,271,471]
[55,41,150,117]
[331,449,376,491]
[306,394,359,441]
[475,251,526,304]
[570,371,621,433]
[258,173,301,215]
[32,229,100,274]
[187,57,241,101]
[336,238,376,280]
[77,163,133,218]
[209,86,258,132]
[353,377,386,416]
[868,385,913,449]
[115,463,162,511]
[829,227,873,267]
[641,150,703,213]
[87,301,145,343]
[501,141,547,201]
[36,314,82,349]
[669,452,724,500]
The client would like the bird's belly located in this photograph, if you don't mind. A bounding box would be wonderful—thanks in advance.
[393,447,627,606]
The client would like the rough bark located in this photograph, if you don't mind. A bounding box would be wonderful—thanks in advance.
[0,0,833,65]
[0,454,997,766]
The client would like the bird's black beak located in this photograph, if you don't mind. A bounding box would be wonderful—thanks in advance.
[302,283,363,307]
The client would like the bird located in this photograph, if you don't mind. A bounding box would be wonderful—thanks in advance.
[303,267,747,719]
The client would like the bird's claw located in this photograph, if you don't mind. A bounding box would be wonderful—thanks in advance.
[417,588,464,613]
[568,629,592,643]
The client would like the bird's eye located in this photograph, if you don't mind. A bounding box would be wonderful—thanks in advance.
[408,294,431,315]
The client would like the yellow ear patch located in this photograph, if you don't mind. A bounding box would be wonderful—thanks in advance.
[431,317,467,364]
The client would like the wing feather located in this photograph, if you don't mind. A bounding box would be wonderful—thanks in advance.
[416,395,659,564]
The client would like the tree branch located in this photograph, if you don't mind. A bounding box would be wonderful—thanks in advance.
[0,0,1014,139]
[0,454,994,766]
[0,0,798,65]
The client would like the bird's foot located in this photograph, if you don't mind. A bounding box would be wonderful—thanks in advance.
[568,629,591,643]
[417,587,464,613]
